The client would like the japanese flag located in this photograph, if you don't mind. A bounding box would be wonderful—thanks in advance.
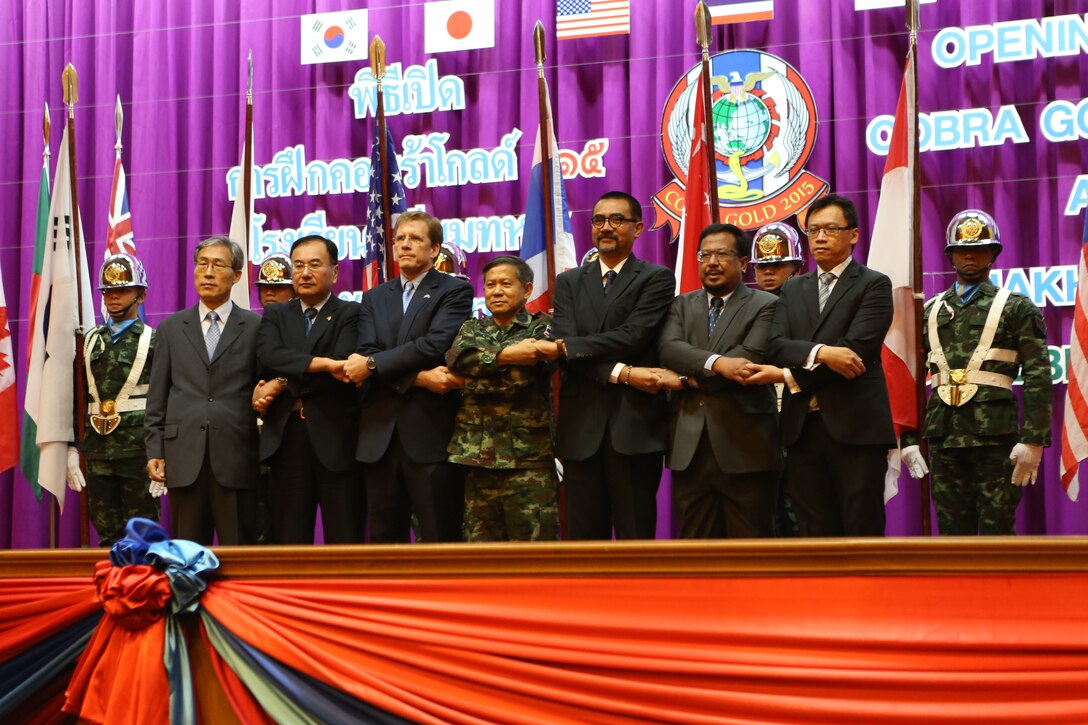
[424,0,495,54]
[300,9,368,65]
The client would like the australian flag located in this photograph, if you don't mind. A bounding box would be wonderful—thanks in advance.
[363,126,406,290]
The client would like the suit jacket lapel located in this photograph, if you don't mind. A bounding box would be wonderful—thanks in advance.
[211,310,247,364]
[399,273,434,344]
[578,264,607,326]
[182,306,208,361]
[710,285,749,348]
[814,261,859,334]
[689,290,711,347]
[602,256,640,316]
[800,272,819,332]
[304,296,337,353]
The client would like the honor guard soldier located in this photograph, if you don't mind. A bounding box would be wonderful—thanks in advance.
[255,252,295,308]
[751,222,804,297]
[65,253,159,546]
[902,210,1052,535]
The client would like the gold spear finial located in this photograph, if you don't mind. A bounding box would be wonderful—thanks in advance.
[695,1,712,53]
[370,36,386,80]
[114,95,123,152]
[533,21,546,67]
[62,63,78,117]
[43,102,51,153]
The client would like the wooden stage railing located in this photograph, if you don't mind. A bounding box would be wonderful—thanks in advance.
[5,536,1088,579]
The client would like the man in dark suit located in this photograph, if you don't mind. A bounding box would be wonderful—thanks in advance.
[254,234,362,544]
[552,191,678,540]
[659,224,781,538]
[746,194,895,537]
[344,211,473,543]
[145,236,260,545]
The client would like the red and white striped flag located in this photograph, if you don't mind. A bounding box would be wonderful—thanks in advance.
[866,54,917,503]
[675,75,714,295]
[0,265,18,475]
[1060,212,1088,501]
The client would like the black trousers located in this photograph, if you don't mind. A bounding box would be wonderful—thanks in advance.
[366,431,463,543]
[268,414,365,545]
[672,429,777,539]
[785,412,887,537]
[563,433,663,540]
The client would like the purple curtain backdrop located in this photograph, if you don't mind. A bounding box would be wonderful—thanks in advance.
[1,0,1086,547]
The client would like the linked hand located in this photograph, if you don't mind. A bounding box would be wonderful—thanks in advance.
[498,339,541,366]
[816,345,866,379]
[742,363,785,386]
[415,366,463,394]
[1010,443,1043,486]
[626,366,662,394]
[534,340,562,361]
[344,353,372,385]
[901,445,930,479]
[712,357,752,384]
[654,368,685,391]
[66,446,86,493]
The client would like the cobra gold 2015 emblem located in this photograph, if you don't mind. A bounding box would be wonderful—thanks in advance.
[757,234,784,258]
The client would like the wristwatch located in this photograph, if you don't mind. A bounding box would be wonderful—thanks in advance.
[367,357,378,373]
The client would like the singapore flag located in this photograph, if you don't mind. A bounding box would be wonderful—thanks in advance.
[424,0,495,54]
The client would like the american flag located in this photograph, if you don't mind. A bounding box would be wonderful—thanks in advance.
[363,126,406,290]
[1060,210,1088,501]
[556,0,630,40]
[105,155,135,257]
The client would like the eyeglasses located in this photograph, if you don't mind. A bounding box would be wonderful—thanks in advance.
[696,249,739,262]
[804,226,854,238]
[590,214,638,229]
[195,259,233,272]
[291,260,328,273]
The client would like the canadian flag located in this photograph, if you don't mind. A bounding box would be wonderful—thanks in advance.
[424,0,495,54]
[866,55,917,503]
[0,267,17,474]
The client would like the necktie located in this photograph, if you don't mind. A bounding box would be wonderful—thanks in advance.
[708,296,724,336]
[304,307,318,335]
[402,281,415,313]
[603,269,617,295]
[205,310,220,360]
[818,272,835,313]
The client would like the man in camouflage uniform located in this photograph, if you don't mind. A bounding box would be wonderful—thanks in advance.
[447,255,561,541]
[902,210,1052,535]
[751,222,805,537]
[65,253,159,546]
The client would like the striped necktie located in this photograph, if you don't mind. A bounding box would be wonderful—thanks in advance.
[205,311,220,360]
[304,307,318,335]
[818,272,835,313]
[708,296,724,335]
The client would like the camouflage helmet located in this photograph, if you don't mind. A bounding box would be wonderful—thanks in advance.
[256,252,293,286]
[434,242,469,279]
[751,222,803,264]
[945,209,1001,255]
[581,248,600,266]
[98,253,148,291]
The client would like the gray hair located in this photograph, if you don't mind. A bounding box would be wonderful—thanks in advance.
[193,235,244,272]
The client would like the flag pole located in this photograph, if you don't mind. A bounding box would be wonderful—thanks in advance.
[370,36,396,283]
[114,94,123,165]
[242,51,254,255]
[695,2,720,217]
[62,63,90,547]
[906,0,930,535]
[42,103,58,549]
[533,21,558,306]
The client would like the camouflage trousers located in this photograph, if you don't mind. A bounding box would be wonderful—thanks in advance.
[463,467,559,542]
[85,457,161,547]
[930,445,1020,535]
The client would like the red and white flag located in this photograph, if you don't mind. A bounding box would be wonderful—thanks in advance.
[105,157,134,257]
[1060,213,1088,501]
[866,55,917,503]
[424,0,495,54]
[0,266,18,475]
[675,75,714,295]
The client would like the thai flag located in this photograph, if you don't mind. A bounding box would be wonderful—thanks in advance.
[521,77,577,313]
[363,126,407,290]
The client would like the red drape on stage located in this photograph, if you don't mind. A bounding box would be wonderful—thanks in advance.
[0,578,97,661]
[200,574,1088,724]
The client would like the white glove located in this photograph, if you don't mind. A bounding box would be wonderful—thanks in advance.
[901,445,929,479]
[148,480,168,498]
[65,447,86,492]
[1009,443,1043,486]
